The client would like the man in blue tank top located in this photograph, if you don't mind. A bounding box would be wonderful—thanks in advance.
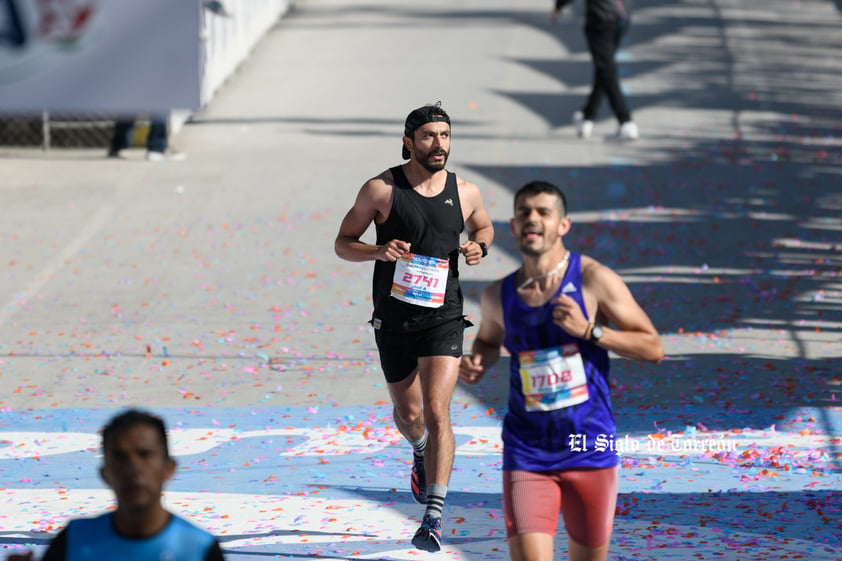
[335,102,494,552]
[459,181,662,561]
[8,409,225,561]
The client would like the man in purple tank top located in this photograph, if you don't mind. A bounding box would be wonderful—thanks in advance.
[460,180,662,561]
[335,103,494,552]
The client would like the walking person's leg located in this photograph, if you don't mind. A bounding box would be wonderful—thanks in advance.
[588,21,638,139]
[585,24,631,124]
[603,20,633,125]
[581,26,607,123]
[108,118,135,157]
[146,115,169,154]
[146,114,186,161]
[575,25,611,138]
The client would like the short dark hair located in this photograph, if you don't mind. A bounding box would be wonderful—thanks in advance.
[514,180,568,216]
[102,409,170,459]
[402,102,451,159]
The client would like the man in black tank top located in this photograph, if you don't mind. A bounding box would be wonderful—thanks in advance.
[335,103,494,552]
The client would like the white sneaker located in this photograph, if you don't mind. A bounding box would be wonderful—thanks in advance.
[146,149,186,162]
[615,121,640,140]
[573,111,594,138]
[107,149,128,159]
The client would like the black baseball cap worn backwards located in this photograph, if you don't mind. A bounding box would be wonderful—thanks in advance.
[402,102,451,159]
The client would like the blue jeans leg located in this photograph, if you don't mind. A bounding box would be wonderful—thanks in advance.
[110,119,135,153]
[147,117,169,153]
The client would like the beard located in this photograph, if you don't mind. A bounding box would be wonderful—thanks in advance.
[417,148,449,173]
[519,241,545,257]
[518,229,549,257]
[520,245,541,257]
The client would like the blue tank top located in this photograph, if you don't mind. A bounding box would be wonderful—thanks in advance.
[501,252,618,471]
[61,512,220,561]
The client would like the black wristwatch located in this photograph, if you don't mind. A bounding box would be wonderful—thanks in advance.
[476,241,488,258]
[589,324,604,343]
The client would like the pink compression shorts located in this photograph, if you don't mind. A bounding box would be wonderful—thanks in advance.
[503,466,618,547]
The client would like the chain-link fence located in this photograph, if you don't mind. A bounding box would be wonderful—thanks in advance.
[0,113,115,149]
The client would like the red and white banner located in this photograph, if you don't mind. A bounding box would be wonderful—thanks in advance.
[0,0,200,113]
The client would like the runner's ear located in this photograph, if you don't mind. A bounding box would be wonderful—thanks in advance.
[558,215,572,237]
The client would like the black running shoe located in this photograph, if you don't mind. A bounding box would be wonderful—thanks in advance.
[411,514,442,552]
[411,453,427,504]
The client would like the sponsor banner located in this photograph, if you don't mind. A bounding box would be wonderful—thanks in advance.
[0,0,200,112]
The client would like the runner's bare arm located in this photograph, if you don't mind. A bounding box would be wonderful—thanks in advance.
[458,178,494,265]
[460,281,505,385]
[335,177,410,262]
[583,260,664,363]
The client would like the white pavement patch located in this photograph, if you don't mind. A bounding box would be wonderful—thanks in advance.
[1,425,830,463]
[4,488,840,561]
[2,488,506,560]
[0,426,505,460]
[0,432,100,460]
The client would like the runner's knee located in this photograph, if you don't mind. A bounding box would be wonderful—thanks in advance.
[393,404,423,427]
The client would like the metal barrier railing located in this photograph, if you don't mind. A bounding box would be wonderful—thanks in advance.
[0,112,114,149]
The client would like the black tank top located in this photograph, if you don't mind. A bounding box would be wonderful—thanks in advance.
[371,166,465,332]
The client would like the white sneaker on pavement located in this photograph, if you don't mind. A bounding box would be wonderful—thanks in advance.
[615,121,640,140]
[573,111,594,138]
[146,149,187,162]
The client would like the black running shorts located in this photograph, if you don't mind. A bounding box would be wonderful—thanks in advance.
[374,317,469,383]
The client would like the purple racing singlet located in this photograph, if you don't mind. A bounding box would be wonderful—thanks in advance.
[501,252,618,471]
